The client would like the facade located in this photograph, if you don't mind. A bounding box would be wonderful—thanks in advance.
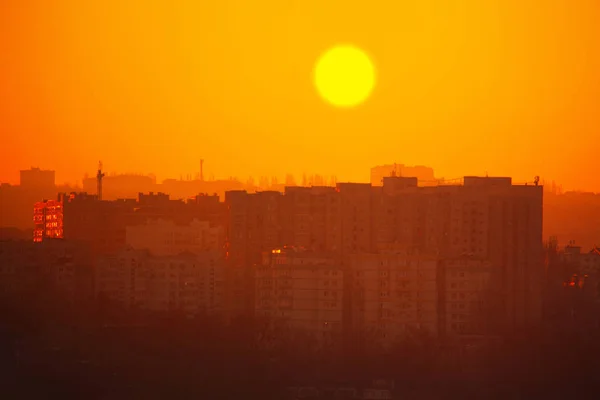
[255,247,344,346]
[281,186,338,252]
[349,252,439,347]
[60,192,137,255]
[0,239,93,303]
[439,257,496,337]
[126,218,224,256]
[33,199,64,242]
[96,249,224,315]
[224,190,283,319]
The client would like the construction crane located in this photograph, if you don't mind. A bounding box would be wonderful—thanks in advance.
[97,161,105,200]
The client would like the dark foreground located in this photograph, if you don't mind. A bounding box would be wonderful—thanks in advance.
[1,290,600,400]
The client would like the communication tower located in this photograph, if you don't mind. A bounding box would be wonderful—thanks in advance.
[97,161,105,200]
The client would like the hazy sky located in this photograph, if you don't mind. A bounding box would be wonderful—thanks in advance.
[1,0,599,190]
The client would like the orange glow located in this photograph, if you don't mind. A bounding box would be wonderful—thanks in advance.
[1,1,600,190]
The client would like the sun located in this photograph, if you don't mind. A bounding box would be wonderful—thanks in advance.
[314,45,376,108]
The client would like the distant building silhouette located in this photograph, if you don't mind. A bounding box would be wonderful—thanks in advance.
[82,173,155,200]
[370,164,435,186]
[20,167,55,189]
[0,168,59,231]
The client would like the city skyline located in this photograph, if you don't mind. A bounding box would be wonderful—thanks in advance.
[0,163,564,192]
[3,1,600,397]
[2,1,600,191]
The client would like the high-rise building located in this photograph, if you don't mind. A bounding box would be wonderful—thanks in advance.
[223,190,284,319]
[377,176,544,332]
[255,247,344,346]
[33,199,64,242]
[126,218,224,256]
[281,186,338,252]
[225,175,543,334]
[438,257,496,337]
[348,251,439,348]
[59,192,136,255]
[96,249,224,315]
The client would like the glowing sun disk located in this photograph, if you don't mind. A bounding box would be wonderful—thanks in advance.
[314,45,376,108]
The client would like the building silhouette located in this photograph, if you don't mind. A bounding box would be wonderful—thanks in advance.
[370,164,435,186]
[21,173,543,342]
[224,175,543,336]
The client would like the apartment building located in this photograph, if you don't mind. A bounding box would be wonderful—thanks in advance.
[376,176,544,332]
[126,218,224,256]
[96,249,224,316]
[33,199,64,242]
[349,251,439,347]
[224,175,543,334]
[255,247,344,346]
[0,239,93,303]
[439,257,497,337]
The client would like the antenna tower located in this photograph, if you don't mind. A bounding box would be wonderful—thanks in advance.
[97,161,105,200]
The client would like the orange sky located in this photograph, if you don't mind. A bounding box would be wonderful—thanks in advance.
[1,1,599,190]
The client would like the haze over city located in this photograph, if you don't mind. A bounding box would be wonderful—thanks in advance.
[2,1,600,399]
[2,0,600,190]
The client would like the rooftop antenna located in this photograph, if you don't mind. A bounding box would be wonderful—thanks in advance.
[391,163,397,177]
[97,161,105,201]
